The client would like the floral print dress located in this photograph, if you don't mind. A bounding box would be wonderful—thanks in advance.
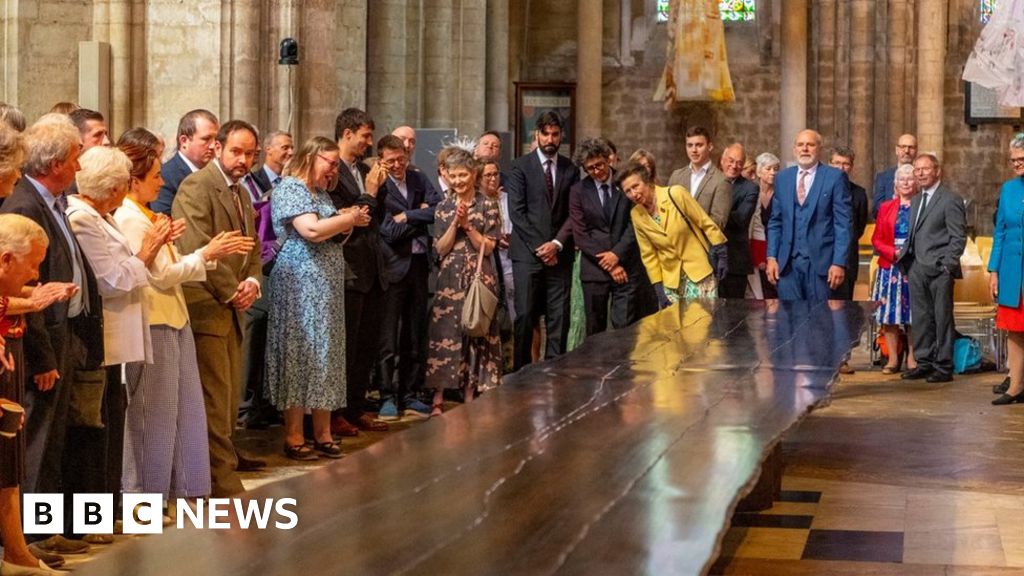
[426,192,502,392]
[872,203,912,325]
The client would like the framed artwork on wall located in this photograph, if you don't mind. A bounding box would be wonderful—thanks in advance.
[964,81,1023,127]
[515,82,576,157]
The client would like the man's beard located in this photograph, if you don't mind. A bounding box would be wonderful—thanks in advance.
[541,143,558,155]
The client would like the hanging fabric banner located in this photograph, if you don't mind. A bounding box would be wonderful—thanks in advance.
[654,0,736,107]
[962,0,1024,107]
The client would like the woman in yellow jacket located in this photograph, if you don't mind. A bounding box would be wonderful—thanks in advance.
[619,162,728,307]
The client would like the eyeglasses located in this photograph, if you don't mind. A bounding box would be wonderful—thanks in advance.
[317,154,341,170]
[1010,157,1024,167]
[583,161,608,174]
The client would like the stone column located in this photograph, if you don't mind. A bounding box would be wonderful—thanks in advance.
[367,0,408,131]
[849,0,875,186]
[814,0,836,140]
[779,0,808,164]
[274,0,300,137]
[576,0,602,139]
[230,0,261,125]
[887,0,910,146]
[298,0,339,142]
[108,0,133,134]
[485,0,509,131]
[422,0,453,128]
[454,0,486,137]
[916,0,945,156]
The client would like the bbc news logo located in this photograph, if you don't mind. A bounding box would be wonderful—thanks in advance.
[23,494,298,534]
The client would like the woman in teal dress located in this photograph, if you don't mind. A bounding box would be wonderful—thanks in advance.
[266,137,371,460]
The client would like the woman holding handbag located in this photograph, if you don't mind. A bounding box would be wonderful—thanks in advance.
[619,161,727,307]
[426,146,501,416]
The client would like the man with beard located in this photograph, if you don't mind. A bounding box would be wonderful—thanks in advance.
[506,112,579,369]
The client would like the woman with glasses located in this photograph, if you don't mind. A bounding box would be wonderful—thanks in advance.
[872,164,919,374]
[265,137,371,460]
[748,152,780,299]
[988,134,1024,405]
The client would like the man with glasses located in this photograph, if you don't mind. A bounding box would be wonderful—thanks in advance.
[873,133,917,220]
[717,143,758,298]
[376,134,440,420]
[568,137,641,335]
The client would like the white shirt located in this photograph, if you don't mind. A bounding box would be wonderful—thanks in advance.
[262,164,282,187]
[689,161,710,198]
[916,181,940,227]
[179,151,200,173]
[342,157,366,195]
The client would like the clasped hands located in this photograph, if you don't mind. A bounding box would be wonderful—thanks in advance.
[340,205,372,227]
[596,251,627,284]
[231,279,259,311]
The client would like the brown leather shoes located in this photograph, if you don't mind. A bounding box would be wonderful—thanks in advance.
[331,416,360,437]
[355,413,388,432]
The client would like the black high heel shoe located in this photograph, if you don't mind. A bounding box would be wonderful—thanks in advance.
[992,390,1024,406]
[992,377,1010,395]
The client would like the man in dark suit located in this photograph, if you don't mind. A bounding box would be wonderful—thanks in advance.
[507,111,579,369]
[0,115,98,554]
[376,135,441,419]
[717,143,758,298]
[327,108,397,430]
[872,133,917,220]
[766,130,852,300]
[897,153,966,383]
[828,146,869,300]
[151,109,219,215]
[250,130,293,192]
[666,126,732,231]
[568,137,640,335]
[173,120,264,497]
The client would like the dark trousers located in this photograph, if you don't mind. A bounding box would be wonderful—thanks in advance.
[22,324,71,496]
[512,259,571,370]
[240,292,271,421]
[908,262,955,375]
[581,279,637,336]
[831,254,860,300]
[341,285,385,420]
[776,256,831,301]
[718,273,748,299]
[379,255,429,406]
[63,364,124,536]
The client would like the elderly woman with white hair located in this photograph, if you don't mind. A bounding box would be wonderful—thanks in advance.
[748,152,780,299]
[65,145,172,523]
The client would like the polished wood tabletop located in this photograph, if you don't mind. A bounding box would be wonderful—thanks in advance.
[79,299,866,576]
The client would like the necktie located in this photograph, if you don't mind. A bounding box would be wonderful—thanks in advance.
[273,176,282,188]
[916,192,929,228]
[544,159,554,203]
[230,184,248,235]
[797,170,808,205]
[600,184,613,223]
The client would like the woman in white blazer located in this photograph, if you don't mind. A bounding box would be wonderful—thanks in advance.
[66,146,169,519]
[113,128,253,502]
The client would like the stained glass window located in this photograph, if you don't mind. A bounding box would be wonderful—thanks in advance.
[657,0,756,23]
[980,0,996,23]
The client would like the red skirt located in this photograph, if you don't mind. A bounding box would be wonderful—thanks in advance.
[996,295,1024,332]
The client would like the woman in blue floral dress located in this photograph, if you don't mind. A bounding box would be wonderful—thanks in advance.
[871,164,918,374]
[266,137,370,460]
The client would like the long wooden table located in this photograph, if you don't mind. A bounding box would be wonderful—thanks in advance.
[78,299,866,576]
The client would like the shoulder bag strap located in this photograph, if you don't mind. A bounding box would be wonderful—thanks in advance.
[665,186,711,255]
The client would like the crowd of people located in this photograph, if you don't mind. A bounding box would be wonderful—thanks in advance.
[0,96,1021,574]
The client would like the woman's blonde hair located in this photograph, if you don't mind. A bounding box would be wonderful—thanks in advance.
[284,136,340,191]
[0,125,26,183]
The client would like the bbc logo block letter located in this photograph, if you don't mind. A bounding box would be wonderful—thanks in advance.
[23,493,63,534]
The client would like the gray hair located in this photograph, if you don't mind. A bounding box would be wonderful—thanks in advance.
[264,130,292,148]
[443,146,478,175]
[1011,133,1024,151]
[573,137,612,167]
[915,151,941,167]
[0,125,26,182]
[0,213,48,257]
[755,152,781,172]
[21,114,80,177]
[76,146,132,202]
[0,103,26,132]
[830,145,856,162]
[895,163,915,180]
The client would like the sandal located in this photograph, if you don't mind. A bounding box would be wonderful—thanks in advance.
[430,403,443,417]
[881,365,899,375]
[312,441,344,459]
[284,443,318,461]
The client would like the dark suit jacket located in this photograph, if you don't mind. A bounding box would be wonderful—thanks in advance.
[152,153,194,215]
[568,175,640,283]
[379,169,441,284]
[666,164,732,231]
[848,181,869,270]
[506,150,579,269]
[327,160,389,293]
[897,183,967,278]
[767,163,852,276]
[724,176,758,275]
[250,164,277,195]
[872,166,896,220]
[172,161,263,336]
[0,178,102,373]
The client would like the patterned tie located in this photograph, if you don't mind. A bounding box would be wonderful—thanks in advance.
[544,159,554,203]
[797,170,808,205]
[230,184,248,235]
[600,184,613,223]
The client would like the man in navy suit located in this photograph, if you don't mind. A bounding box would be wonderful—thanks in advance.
[507,111,579,369]
[718,142,759,298]
[151,109,219,215]
[872,133,917,220]
[766,129,852,300]
[376,134,441,419]
[829,146,869,301]
[568,137,640,335]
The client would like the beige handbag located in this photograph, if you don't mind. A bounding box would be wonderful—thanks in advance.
[461,243,498,338]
